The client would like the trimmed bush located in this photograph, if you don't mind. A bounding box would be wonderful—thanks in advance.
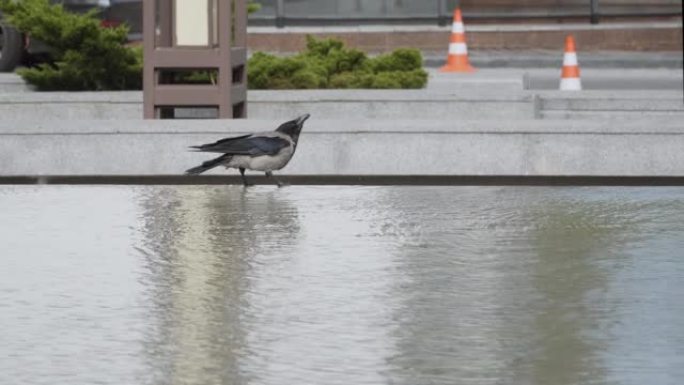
[0,0,142,91]
[1,1,425,91]
[370,49,424,72]
[329,72,374,89]
[247,52,328,89]
[248,1,261,14]
[248,36,428,89]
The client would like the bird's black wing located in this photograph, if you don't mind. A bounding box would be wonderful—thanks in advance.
[191,135,290,156]
[190,134,253,152]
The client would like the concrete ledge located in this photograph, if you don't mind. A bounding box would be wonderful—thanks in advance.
[540,92,684,111]
[536,90,684,119]
[525,69,684,89]
[2,119,683,177]
[1,88,682,120]
[0,74,33,93]
[4,175,684,186]
[0,89,536,120]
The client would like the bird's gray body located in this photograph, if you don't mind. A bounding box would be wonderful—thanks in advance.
[219,131,295,172]
[185,114,309,186]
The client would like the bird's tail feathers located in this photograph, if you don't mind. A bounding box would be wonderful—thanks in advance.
[185,154,232,175]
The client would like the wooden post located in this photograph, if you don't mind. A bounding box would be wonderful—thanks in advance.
[142,0,156,119]
[217,0,232,118]
[143,0,248,119]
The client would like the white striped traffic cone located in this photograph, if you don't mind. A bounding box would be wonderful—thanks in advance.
[439,8,475,73]
[559,35,582,91]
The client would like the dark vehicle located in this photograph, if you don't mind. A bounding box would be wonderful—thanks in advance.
[0,0,141,72]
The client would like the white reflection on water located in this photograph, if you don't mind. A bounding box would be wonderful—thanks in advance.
[1,186,683,385]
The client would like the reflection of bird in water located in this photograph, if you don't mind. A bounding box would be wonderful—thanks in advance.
[209,187,301,251]
[185,114,310,187]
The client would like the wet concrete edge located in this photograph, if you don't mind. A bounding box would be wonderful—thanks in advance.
[2,175,684,186]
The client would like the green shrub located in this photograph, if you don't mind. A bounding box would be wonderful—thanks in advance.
[1,1,424,91]
[248,36,428,89]
[303,35,369,75]
[329,72,374,89]
[290,70,323,89]
[370,72,402,89]
[248,1,261,14]
[369,48,423,72]
[247,52,328,89]
[0,0,142,91]
[368,70,427,89]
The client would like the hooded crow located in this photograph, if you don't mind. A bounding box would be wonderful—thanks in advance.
[185,114,310,186]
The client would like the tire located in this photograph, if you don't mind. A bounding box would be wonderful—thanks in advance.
[0,21,24,72]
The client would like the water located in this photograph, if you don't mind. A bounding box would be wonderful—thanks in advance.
[1,185,683,385]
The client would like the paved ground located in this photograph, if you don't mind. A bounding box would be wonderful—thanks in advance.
[524,68,684,90]
[3,67,683,94]
[0,73,31,93]
[424,50,684,69]
[426,68,684,91]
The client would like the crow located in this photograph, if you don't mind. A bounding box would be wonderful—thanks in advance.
[185,114,310,187]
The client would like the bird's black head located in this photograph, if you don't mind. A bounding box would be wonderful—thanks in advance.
[276,113,310,143]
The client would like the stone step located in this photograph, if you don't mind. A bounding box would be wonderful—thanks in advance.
[0,90,536,120]
[0,88,680,120]
[0,74,33,93]
[540,110,684,120]
[539,91,684,111]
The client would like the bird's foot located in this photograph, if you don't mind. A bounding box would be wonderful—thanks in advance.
[239,168,253,187]
[265,171,287,187]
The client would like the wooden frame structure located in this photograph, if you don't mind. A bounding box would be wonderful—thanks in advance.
[143,0,247,119]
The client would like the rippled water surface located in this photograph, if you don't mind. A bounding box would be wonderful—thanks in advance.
[1,185,683,385]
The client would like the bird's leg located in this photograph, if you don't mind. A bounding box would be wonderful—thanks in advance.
[239,168,252,187]
[265,171,284,188]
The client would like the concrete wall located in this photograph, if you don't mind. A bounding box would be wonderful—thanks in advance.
[0,90,535,120]
[0,74,32,93]
[2,119,683,177]
[537,90,684,119]
[2,89,683,121]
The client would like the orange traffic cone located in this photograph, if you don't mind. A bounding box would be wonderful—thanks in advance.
[559,35,582,91]
[439,8,476,73]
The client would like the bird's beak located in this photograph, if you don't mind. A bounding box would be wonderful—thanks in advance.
[296,113,310,125]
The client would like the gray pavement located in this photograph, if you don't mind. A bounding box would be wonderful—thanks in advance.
[522,68,684,90]
[424,50,684,69]
[0,73,32,93]
[254,49,684,69]
[425,68,684,91]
